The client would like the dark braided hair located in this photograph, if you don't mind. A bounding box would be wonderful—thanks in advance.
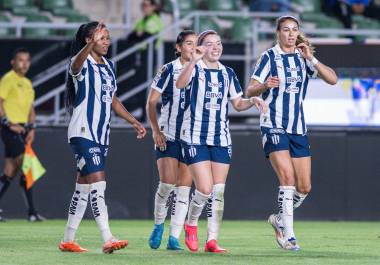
[65,21,99,114]
[174,30,196,57]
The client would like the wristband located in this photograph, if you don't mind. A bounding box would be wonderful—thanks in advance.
[25,122,37,130]
[0,117,9,127]
[310,57,319,66]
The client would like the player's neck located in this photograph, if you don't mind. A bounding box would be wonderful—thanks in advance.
[90,51,104,64]
[202,59,218,69]
[179,57,189,66]
[279,43,296,54]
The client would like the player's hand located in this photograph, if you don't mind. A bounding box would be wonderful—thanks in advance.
[297,43,313,61]
[264,76,279,89]
[9,124,25,134]
[90,20,106,44]
[133,121,146,139]
[250,97,268,113]
[191,46,206,63]
[25,129,35,144]
[153,129,166,151]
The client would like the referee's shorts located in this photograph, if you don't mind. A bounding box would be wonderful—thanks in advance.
[1,126,26,158]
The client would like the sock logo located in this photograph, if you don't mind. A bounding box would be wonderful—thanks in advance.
[91,190,100,218]
[278,191,284,214]
[168,191,176,216]
[68,190,80,215]
[206,197,213,218]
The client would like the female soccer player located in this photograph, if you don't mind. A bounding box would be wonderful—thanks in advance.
[176,30,267,253]
[59,21,146,253]
[146,30,196,250]
[246,15,338,251]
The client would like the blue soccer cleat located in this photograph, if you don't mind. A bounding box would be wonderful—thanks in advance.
[149,223,164,249]
[167,235,183,250]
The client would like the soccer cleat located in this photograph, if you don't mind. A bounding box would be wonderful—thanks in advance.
[204,239,227,253]
[167,235,183,250]
[184,224,199,252]
[28,213,46,222]
[59,241,88,252]
[268,214,284,248]
[102,237,128,254]
[281,237,301,251]
[149,223,164,249]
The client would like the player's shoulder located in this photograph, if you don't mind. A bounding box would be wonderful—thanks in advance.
[1,70,15,82]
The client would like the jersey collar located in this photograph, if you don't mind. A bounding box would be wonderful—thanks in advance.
[199,59,224,71]
[274,43,300,55]
[88,54,107,66]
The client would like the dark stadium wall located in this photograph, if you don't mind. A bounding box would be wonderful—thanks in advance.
[0,128,379,220]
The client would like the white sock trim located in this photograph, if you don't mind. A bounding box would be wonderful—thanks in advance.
[187,189,210,226]
[170,186,191,238]
[207,184,225,241]
[154,182,175,225]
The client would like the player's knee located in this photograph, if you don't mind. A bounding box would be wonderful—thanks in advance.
[298,185,311,194]
[198,186,213,196]
[278,170,295,186]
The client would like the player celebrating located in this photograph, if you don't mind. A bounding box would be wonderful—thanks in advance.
[246,15,337,250]
[59,21,146,253]
[176,30,267,253]
[146,30,196,250]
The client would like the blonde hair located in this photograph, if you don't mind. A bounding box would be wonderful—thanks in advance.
[276,15,315,54]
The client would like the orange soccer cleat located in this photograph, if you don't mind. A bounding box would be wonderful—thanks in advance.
[102,237,129,254]
[59,241,88,253]
[204,239,227,253]
[184,224,199,252]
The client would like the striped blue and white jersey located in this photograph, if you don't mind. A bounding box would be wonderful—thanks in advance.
[68,54,117,146]
[252,44,318,135]
[151,58,190,141]
[180,60,243,146]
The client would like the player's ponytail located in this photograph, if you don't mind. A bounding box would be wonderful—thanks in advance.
[65,22,99,115]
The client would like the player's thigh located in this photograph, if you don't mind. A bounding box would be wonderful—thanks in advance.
[77,171,105,184]
[3,158,19,178]
[157,157,179,184]
[269,150,296,186]
[177,162,192,187]
[189,161,213,195]
[292,156,311,194]
[210,162,230,184]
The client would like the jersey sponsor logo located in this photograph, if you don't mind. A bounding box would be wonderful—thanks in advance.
[180,101,186,109]
[92,154,101,166]
[102,84,115,92]
[205,102,221,111]
[271,135,280,145]
[286,76,302,83]
[188,145,197,158]
[269,128,285,134]
[286,66,300,72]
[102,74,113,81]
[102,95,113,103]
[285,86,300,93]
[207,81,223,89]
[205,91,223,99]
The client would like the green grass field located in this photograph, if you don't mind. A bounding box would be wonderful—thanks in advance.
[0,220,379,265]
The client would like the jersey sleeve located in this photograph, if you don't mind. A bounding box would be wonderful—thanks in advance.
[69,58,88,81]
[305,59,318,79]
[228,69,243,100]
[0,76,12,100]
[151,64,171,93]
[251,52,270,84]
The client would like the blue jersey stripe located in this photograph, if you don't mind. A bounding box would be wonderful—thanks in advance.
[300,102,306,133]
[268,49,279,128]
[189,66,199,144]
[73,75,86,107]
[86,61,96,142]
[292,55,303,133]
[200,70,212,145]
[213,70,224,146]
[103,64,117,144]
[96,66,107,143]
[254,54,269,77]
[281,55,291,129]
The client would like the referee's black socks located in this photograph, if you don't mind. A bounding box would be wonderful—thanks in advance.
[19,174,37,215]
[0,174,12,200]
